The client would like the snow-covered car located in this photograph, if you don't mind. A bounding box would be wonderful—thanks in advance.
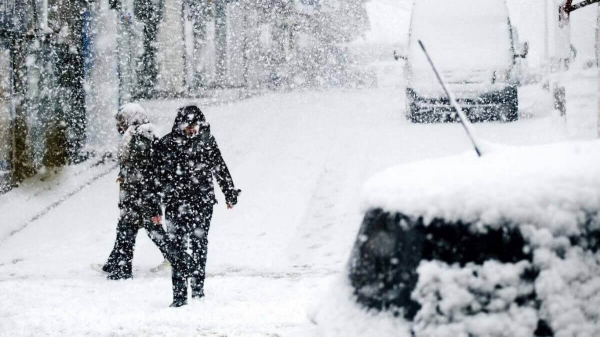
[405,0,528,123]
[311,140,600,337]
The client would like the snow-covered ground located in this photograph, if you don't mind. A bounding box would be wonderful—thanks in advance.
[1,57,598,336]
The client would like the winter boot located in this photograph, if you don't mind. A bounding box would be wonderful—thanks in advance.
[170,281,188,307]
[107,272,132,280]
[191,274,204,299]
[107,263,132,280]
[191,289,204,300]
[169,298,188,307]
[171,275,188,307]
[102,263,116,274]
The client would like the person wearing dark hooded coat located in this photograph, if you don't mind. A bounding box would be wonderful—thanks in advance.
[155,105,240,307]
[102,103,172,280]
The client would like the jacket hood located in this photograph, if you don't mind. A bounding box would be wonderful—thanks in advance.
[116,103,157,161]
[172,105,209,135]
[116,103,150,129]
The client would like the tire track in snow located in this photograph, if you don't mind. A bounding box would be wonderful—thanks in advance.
[141,265,339,279]
[0,156,116,202]
[288,144,367,271]
[0,164,118,245]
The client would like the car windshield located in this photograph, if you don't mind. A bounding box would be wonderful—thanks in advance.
[409,0,513,71]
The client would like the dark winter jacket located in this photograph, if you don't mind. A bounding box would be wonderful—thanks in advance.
[117,113,162,222]
[156,107,239,210]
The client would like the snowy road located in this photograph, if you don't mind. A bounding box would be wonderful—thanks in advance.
[0,85,588,336]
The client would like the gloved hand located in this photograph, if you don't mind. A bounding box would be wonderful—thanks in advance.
[225,189,241,208]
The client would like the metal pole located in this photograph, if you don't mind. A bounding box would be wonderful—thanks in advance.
[419,41,483,157]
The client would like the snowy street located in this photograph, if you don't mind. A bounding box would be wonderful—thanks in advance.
[3,0,600,334]
[0,77,593,335]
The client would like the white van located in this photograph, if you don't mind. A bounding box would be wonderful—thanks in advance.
[405,0,527,123]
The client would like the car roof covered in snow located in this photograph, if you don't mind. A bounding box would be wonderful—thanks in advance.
[362,140,600,237]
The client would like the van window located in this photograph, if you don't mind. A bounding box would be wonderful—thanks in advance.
[409,0,513,71]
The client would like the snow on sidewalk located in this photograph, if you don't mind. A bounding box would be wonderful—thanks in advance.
[0,156,118,244]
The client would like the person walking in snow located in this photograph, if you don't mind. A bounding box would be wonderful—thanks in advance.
[101,103,171,280]
[155,105,240,307]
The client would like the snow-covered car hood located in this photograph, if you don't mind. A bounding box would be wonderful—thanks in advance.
[362,140,600,239]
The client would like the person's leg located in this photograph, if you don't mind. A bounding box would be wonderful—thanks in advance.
[108,216,138,280]
[190,205,213,298]
[103,209,130,272]
[144,220,172,261]
[103,232,121,273]
[166,209,192,306]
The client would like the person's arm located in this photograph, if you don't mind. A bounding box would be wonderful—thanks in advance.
[141,136,164,222]
[208,135,240,207]
[156,135,177,207]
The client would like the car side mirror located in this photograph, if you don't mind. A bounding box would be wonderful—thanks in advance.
[516,42,529,59]
[394,50,406,61]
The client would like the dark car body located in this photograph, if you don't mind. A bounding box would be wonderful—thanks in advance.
[348,209,548,333]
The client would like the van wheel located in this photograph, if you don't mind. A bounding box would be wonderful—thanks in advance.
[500,87,518,122]
[406,101,419,123]
[409,104,427,123]
[404,102,412,121]
[406,89,424,123]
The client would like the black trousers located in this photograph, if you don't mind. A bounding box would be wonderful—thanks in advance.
[105,211,171,277]
[166,203,213,301]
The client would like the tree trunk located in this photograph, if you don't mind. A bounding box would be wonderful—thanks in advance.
[10,36,36,182]
[190,0,211,90]
[50,0,87,163]
[135,0,164,99]
[215,0,227,87]
[42,29,68,168]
